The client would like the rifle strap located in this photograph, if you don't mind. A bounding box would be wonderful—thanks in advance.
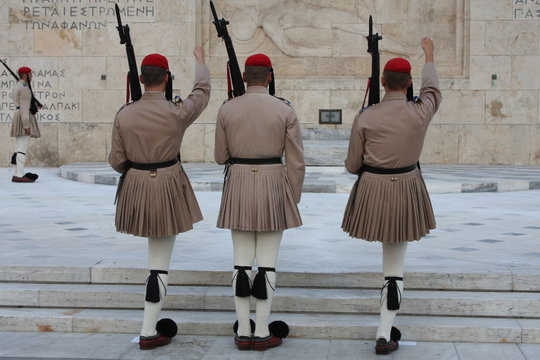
[227,62,233,99]
[362,78,371,109]
[126,73,130,104]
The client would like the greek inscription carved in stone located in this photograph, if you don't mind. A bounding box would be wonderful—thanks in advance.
[514,0,540,19]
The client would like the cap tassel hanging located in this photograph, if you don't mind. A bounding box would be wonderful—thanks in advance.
[269,68,275,96]
[165,71,173,101]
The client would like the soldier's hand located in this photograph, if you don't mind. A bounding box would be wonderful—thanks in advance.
[193,46,205,64]
[421,37,434,63]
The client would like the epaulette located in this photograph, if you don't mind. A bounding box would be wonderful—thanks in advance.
[115,102,135,116]
[273,96,292,107]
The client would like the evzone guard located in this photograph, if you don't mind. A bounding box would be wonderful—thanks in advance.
[9,66,41,183]
[342,38,442,355]
[215,53,305,351]
[108,49,211,350]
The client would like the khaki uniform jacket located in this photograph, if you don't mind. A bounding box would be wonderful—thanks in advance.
[108,64,211,237]
[342,62,441,243]
[10,80,40,138]
[214,86,305,231]
[215,86,305,202]
[345,62,442,173]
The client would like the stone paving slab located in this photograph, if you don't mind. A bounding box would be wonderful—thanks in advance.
[59,162,540,194]
[2,332,539,360]
[2,167,540,278]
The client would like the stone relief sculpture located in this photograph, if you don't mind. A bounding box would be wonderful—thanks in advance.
[214,0,424,59]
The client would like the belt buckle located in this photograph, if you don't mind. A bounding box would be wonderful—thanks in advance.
[150,169,157,178]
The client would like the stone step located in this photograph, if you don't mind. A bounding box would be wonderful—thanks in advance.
[2,265,536,291]
[303,140,348,166]
[2,283,540,318]
[1,307,538,343]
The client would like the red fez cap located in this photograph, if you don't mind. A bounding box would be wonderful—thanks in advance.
[245,53,272,68]
[18,67,32,75]
[141,54,169,70]
[383,58,411,73]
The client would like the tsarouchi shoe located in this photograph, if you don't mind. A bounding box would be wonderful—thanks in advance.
[375,337,399,355]
[234,335,252,350]
[251,334,282,351]
[24,173,39,181]
[139,333,171,350]
[12,176,35,183]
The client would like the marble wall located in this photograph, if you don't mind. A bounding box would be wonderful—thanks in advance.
[0,0,539,166]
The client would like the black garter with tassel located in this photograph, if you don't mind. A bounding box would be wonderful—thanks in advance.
[233,266,252,297]
[145,270,168,303]
[382,276,403,310]
[251,267,275,300]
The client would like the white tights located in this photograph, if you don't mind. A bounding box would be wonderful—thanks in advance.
[376,242,408,341]
[140,235,176,337]
[232,230,282,338]
[13,136,31,178]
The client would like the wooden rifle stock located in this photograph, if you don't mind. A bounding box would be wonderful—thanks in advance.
[210,0,245,98]
[115,3,142,102]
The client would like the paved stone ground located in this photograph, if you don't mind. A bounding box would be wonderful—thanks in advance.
[0,332,539,360]
[2,167,540,359]
[59,162,540,194]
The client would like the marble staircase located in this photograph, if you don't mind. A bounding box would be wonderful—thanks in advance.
[1,266,539,343]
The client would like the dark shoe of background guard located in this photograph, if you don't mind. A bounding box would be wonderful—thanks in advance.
[12,176,35,183]
[251,334,282,351]
[139,334,171,350]
[24,173,39,181]
[375,337,399,355]
[234,335,252,350]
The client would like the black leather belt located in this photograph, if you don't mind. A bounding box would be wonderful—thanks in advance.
[362,163,417,175]
[229,157,282,165]
[130,158,178,171]
[114,157,180,204]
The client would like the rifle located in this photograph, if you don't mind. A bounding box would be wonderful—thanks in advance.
[363,15,382,108]
[115,3,142,103]
[0,58,42,115]
[210,0,245,98]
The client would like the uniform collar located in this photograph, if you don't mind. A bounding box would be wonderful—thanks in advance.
[381,92,407,102]
[246,86,269,94]
[142,91,166,100]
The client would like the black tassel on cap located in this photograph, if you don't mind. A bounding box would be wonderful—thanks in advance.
[269,68,275,96]
[165,71,173,101]
[233,266,252,297]
[251,267,275,300]
[383,276,403,310]
[145,270,168,303]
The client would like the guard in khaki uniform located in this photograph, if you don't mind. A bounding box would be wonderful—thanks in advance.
[108,47,210,350]
[342,38,441,355]
[10,67,41,183]
[215,54,304,351]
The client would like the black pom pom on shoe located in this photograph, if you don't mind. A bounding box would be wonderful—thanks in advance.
[269,320,289,338]
[390,326,401,342]
[233,319,256,334]
[156,318,178,338]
